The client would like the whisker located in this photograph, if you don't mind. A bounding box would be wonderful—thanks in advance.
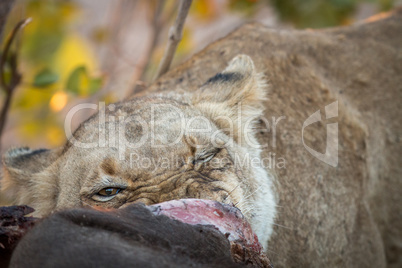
[234,199,254,209]
[234,184,264,207]
[223,182,242,202]
[270,222,292,230]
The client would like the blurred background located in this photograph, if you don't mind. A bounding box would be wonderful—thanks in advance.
[0,0,400,153]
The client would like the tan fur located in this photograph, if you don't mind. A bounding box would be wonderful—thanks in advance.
[2,8,402,267]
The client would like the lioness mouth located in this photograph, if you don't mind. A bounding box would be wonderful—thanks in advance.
[147,199,272,267]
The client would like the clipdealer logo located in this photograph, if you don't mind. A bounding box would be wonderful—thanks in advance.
[302,101,338,167]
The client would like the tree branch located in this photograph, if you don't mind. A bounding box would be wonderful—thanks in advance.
[139,0,165,82]
[0,18,30,92]
[154,0,192,80]
[129,0,177,97]
[0,0,15,42]
[0,18,31,149]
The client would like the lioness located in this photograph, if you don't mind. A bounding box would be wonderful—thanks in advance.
[1,8,401,268]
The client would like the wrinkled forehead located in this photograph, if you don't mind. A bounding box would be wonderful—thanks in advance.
[71,97,188,135]
[65,95,221,159]
[63,142,191,176]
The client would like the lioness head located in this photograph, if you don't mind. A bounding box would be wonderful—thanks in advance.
[1,55,277,247]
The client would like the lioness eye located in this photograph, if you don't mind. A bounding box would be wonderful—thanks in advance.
[199,153,215,163]
[195,148,221,164]
[193,153,215,165]
[91,187,124,202]
[97,187,121,197]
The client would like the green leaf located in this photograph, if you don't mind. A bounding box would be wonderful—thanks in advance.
[33,68,59,88]
[66,65,103,96]
[89,77,103,94]
[66,65,87,95]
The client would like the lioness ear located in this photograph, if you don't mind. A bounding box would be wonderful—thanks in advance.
[1,147,60,208]
[192,55,268,144]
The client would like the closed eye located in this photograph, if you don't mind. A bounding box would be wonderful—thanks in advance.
[193,148,221,164]
[198,153,215,163]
